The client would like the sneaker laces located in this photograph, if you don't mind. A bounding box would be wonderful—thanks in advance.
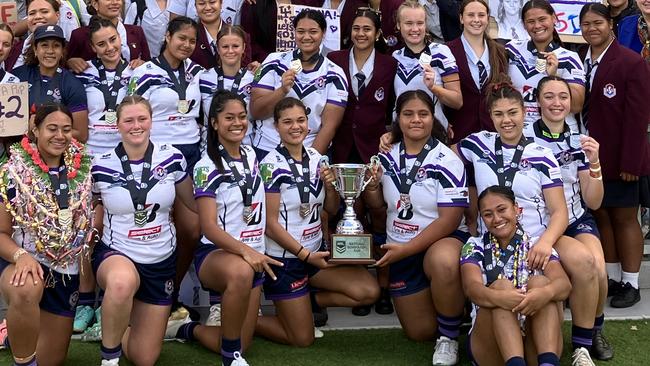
[434,337,456,357]
[231,351,250,366]
[594,330,611,349]
[572,347,595,366]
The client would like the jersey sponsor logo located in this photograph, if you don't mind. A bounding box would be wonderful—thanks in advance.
[259,163,274,183]
[308,203,322,224]
[128,225,162,240]
[47,87,62,103]
[389,280,406,290]
[603,83,616,98]
[396,201,413,220]
[247,202,263,226]
[444,187,469,198]
[392,220,419,236]
[301,224,322,242]
[290,276,309,291]
[460,242,474,260]
[240,228,263,244]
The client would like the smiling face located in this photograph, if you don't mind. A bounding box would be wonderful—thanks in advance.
[0,30,12,63]
[398,97,434,143]
[538,80,571,124]
[117,103,152,147]
[196,0,222,24]
[276,105,308,148]
[398,7,426,48]
[35,38,64,69]
[351,16,378,52]
[91,26,122,65]
[523,8,556,45]
[33,111,72,161]
[490,97,524,145]
[295,18,324,56]
[213,100,248,145]
[637,0,650,17]
[92,0,122,20]
[165,25,198,62]
[479,192,519,242]
[27,0,59,33]
[461,1,489,37]
[580,11,613,47]
[217,34,245,68]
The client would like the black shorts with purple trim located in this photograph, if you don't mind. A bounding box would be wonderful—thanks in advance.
[263,256,320,301]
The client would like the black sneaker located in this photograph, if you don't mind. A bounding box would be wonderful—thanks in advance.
[591,329,614,360]
[607,279,624,298]
[313,308,328,326]
[374,288,394,315]
[610,282,640,308]
[351,305,371,316]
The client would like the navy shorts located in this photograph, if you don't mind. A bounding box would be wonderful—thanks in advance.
[194,243,264,303]
[602,179,640,208]
[0,258,79,318]
[388,252,428,297]
[91,242,176,306]
[450,230,471,244]
[173,142,201,175]
[263,256,320,301]
[564,212,600,239]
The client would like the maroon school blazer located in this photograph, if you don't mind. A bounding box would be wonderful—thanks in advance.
[67,24,151,62]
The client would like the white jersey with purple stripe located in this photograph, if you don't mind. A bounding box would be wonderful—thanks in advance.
[458,131,563,238]
[91,143,188,264]
[525,121,589,225]
[260,147,326,257]
[199,67,256,147]
[379,140,469,244]
[506,40,585,132]
[252,51,349,153]
[130,59,204,145]
[76,62,133,157]
[193,145,266,254]
[392,43,459,128]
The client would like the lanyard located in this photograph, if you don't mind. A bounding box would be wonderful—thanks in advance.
[48,165,69,210]
[494,135,529,188]
[394,138,434,195]
[483,224,525,286]
[275,144,311,205]
[115,141,155,212]
[217,142,255,210]
[30,68,62,108]
[216,67,246,93]
[153,56,188,100]
[92,59,127,112]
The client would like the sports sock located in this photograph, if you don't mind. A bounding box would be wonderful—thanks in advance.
[100,343,122,361]
[176,321,200,341]
[538,352,560,366]
[605,263,621,282]
[221,337,241,366]
[621,271,639,289]
[505,356,525,366]
[437,314,462,340]
[77,291,95,307]
[14,355,37,366]
[571,325,593,350]
[594,314,605,331]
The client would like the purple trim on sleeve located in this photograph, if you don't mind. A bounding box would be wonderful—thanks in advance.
[69,104,88,113]
[438,202,470,208]
[175,172,189,184]
[542,181,563,189]
[460,258,480,266]
[440,68,459,77]
[252,83,275,91]
[194,190,216,199]
[326,99,347,107]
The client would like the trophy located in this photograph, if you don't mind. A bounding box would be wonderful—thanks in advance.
[320,156,380,264]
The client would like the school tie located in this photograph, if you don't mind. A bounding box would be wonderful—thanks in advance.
[210,41,217,56]
[581,60,597,129]
[355,72,366,97]
[477,61,488,90]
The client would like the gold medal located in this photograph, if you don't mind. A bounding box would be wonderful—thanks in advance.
[178,100,190,114]
[243,205,253,224]
[535,56,547,73]
[299,203,311,218]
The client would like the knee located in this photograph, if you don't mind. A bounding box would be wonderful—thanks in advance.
[489,279,515,291]
[427,255,460,282]
[7,282,43,308]
[565,253,596,282]
[104,273,138,303]
[403,326,434,342]
[290,332,315,348]
[349,281,380,306]
[527,275,550,289]
[224,265,254,292]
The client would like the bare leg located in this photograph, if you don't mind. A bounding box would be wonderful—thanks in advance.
[122,300,170,366]
[36,310,74,366]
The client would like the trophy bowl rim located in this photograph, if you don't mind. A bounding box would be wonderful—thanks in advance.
[330,163,368,170]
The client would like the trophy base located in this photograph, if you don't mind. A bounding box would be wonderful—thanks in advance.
[328,233,375,265]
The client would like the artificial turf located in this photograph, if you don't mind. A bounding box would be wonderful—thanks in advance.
[1,320,648,365]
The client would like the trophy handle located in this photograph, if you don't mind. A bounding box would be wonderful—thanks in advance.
[319,155,339,191]
[360,155,381,193]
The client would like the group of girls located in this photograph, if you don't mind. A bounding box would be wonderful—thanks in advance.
[0,0,648,366]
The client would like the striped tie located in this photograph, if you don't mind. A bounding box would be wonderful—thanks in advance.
[581,60,597,129]
[477,61,487,90]
[355,72,366,97]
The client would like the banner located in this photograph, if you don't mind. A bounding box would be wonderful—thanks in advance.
[551,0,601,36]
[0,2,17,27]
[0,82,28,137]
[276,4,341,52]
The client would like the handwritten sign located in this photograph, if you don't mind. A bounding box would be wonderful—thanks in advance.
[0,2,17,27]
[0,82,28,137]
[551,0,601,36]
[276,4,341,52]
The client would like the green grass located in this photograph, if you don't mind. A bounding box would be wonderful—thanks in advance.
[2,320,649,365]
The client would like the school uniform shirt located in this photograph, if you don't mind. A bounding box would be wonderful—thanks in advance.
[76,61,133,156]
[505,40,585,132]
[458,131,563,238]
[252,51,348,153]
[59,0,91,41]
[392,43,459,129]
[526,120,588,225]
[190,22,253,69]
[378,140,469,245]
[167,0,244,24]
[92,143,188,264]
[193,145,266,254]
[67,22,151,62]
[13,65,87,113]
[260,147,326,257]
[6,34,32,71]
[124,0,170,58]
[130,58,205,145]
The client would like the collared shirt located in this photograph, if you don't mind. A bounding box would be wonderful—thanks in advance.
[322,0,346,13]
[461,34,490,90]
[419,0,443,41]
[349,47,375,97]
[59,0,91,40]
[124,0,170,58]
[583,38,614,92]
[13,33,32,69]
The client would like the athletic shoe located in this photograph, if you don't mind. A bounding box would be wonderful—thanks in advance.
[313,308,328,327]
[374,288,394,315]
[0,319,7,350]
[572,347,596,366]
[314,327,324,339]
[610,282,641,308]
[165,313,190,340]
[169,306,190,321]
[206,304,221,326]
[591,329,613,360]
[81,307,102,342]
[73,305,95,333]
[224,351,250,366]
[607,279,623,298]
[431,336,459,365]
[101,358,120,366]
[351,305,371,316]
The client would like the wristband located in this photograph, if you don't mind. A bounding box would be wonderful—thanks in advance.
[295,246,304,258]
[304,252,311,263]
[12,248,27,263]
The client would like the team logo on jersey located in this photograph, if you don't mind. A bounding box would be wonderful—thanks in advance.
[146,63,152,69]
[164,280,174,297]
[386,35,398,47]
[259,163,274,183]
[69,291,79,309]
[415,168,426,182]
[460,242,474,260]
[374,87,384,102]
[153,166,167,180]
[603,83,616,98]
[66,11,73,19]
[112,172,121,181]
[47,88,62,102]
[194,167,209,187]
[244,84,252,95]
[316,77,326,89]
[576,223,592,232]
[558,151,573,166]
[226,16,233,24]
[519,159,531,171]
[185,72,194,83]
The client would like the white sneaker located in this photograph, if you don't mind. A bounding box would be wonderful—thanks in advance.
[101,358,119,366]
[206,304,221,326]
[224,351,250,366]
[164,313,190,339]
[314,327,324,339]
[572,347,596,366]
[432,336,459,365]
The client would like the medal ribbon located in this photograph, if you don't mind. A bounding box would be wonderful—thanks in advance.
[494,135,529,188]
[216,67,247,93]
[92,58,127,113]
[390,137,435,196]
[217,142,258,209]
[115,141,155,212]
[48,165,69,210]
[275,144,311,206]
[482,224,525,286]
[153,56,188,100]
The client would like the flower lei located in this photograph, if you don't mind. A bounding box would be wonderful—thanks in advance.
[489,231,531,291]
[0,136,94,272]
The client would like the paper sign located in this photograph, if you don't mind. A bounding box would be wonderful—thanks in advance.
[0,82,29,137]
[276,4,341,52]
[0,2,17,27]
